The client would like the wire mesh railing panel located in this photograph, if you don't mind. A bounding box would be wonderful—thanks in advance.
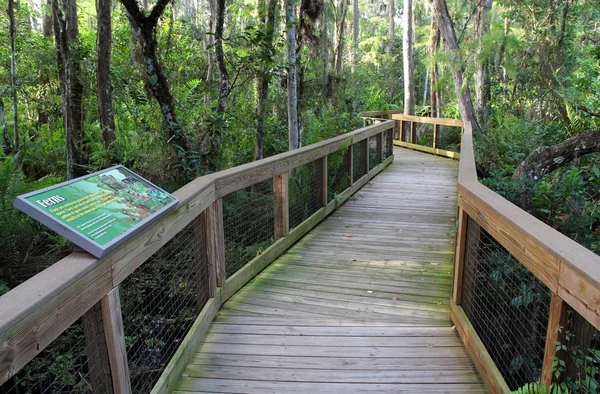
[415,123,435,148]
[557,307,600,392]
[383,129,393,159]
[369,136,381,171]
[289,161,323,230]
[352,140,367,183]
[327,146,351,203]
[223,179,274,277]
[120,215,209,394]
[461,216,552,390]
[437,125,462,152]
[0,318,112,394]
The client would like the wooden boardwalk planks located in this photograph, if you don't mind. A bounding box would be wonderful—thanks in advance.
[175,148,487,393]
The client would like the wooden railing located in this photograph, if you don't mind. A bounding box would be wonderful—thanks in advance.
[363,111,462,159]
[367,110,600,393]
[0,121,395,393]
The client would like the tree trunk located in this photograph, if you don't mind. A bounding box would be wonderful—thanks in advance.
[66,0,84,167]
[215,0,228,116]
[387,0,394,54]
[430,23,442,118]
[285,0,299,150]
[8,0,20,164]
[513,130,600,181]
[254,0,278,160]
[403,0,414,140]
[494,17,508,77]
[429,0,479,132]
[52,0,74,179]
[475,0,492,129]
[204,0,216,106]
[43,0,53,37]
[96,0,116,148]
[120,0,193,175]
[321,0,329,99]
[0,96,11,154]
[352,0,358,73]
[333,0,347,74]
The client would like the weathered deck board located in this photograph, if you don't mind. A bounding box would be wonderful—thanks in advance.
[175,148,487,393]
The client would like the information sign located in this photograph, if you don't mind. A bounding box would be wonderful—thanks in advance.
[14,165,179,258]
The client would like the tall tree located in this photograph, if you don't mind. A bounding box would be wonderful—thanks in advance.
[65,0,84,167]
[285,0,300,150]
[96,0,116,148]
[321,0,329,98]
[403,0,414,140]
[119,0,193,173]
[204,0,216,106]
[51,0,74,179]
[387,0,394,54]
[351,0,358,73]
[333,0,347,74]
[254,0,278,160]
[8,0,20,163]
[43,0,53,37]
[215,0,228,116]
[475,0,492,129]
[429,22,442,119]
[429,0,479,131]
[0,96,10,153]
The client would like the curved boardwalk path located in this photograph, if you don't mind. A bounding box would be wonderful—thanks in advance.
[175,148,487,393]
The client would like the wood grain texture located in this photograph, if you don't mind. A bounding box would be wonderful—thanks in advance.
[81,301,113,393]
[205,199,226,287]
[100,287,131,394]
[541,293,568,388]
[174,148,487,393]
[392,113,464,127]
[273,172,289,239]
[451,301,510,394]
[453,207,467,304]
[394,140,460,159]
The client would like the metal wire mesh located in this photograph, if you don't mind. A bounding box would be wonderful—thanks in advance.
[327,146,351,203]
[223,179,274,277]
[0,318,112,394]
[289,161,323,230]
[383,129,394,159]
[120,215,210,394]
[557,307,600,392]
[461,216,552,390]
[352,140,367,183]
[435,125,462,152]
[415,123,435,147]
[368,136,381,170]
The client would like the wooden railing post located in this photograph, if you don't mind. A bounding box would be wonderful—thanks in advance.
[376,132,383,162]
[100,287,132,394]
[274,172,289,240]
[433,125,439,149]
[195,211,216,298]
[206,199,226,286]
[348,143,354,185]
[542,293,568,389]
[410,122,417,143]
[319,156,328,207]
[453,208,468,304]
[364,138,370,173]
[399,120,404,141]
[81,301,113,393]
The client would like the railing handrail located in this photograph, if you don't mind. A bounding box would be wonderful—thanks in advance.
[0,120,395,385]
[458,119,600,330]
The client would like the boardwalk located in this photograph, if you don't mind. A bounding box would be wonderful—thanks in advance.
[175,148,487,393]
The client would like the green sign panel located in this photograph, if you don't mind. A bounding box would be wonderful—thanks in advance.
[14,166,178,258]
